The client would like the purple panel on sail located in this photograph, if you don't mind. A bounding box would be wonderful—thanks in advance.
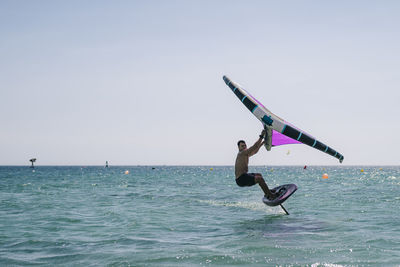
[272,130,301,146]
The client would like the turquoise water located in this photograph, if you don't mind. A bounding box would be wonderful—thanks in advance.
[0,166,399,266]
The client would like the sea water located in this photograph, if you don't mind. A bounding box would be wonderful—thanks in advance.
[0,166,399,266]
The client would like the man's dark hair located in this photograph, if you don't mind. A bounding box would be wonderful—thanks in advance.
[237,140,245,147]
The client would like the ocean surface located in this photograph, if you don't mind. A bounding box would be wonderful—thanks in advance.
[0,166,399,266]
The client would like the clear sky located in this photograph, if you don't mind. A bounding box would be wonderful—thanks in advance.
[1,1,399,166]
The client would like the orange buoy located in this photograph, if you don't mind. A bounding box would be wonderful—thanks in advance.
[322,173,329,179]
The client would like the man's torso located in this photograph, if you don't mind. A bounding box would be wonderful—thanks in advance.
[235,150,249,178]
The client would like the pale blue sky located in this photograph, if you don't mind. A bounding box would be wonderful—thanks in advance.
[1,1,399,165]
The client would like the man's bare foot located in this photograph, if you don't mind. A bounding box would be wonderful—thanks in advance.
[265,193,277,200]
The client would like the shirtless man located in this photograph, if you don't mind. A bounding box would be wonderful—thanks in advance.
[235,129,276,199]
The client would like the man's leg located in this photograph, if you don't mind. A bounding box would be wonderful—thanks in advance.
[254,174,275,199]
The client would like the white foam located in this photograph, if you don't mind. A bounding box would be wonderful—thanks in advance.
[311,263,346,267]
[198,199,282,214]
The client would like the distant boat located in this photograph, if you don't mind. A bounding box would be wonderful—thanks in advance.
[29,158,36,168]
[105,161,109,168]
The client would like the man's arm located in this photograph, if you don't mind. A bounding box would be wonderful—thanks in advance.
[247,130,266,156]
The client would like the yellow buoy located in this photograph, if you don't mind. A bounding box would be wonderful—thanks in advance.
[210,168,213,171]
[322,173,329,179]
[360,169,364,173]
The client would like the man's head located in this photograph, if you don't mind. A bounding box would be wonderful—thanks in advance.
[237,140,246,151]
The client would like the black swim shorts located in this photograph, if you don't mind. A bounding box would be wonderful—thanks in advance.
[236,173,256,187]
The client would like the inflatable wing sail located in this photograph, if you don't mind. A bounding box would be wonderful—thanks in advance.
[223,75,344,163]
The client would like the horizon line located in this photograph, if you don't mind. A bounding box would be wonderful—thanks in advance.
[0,164,398,167]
